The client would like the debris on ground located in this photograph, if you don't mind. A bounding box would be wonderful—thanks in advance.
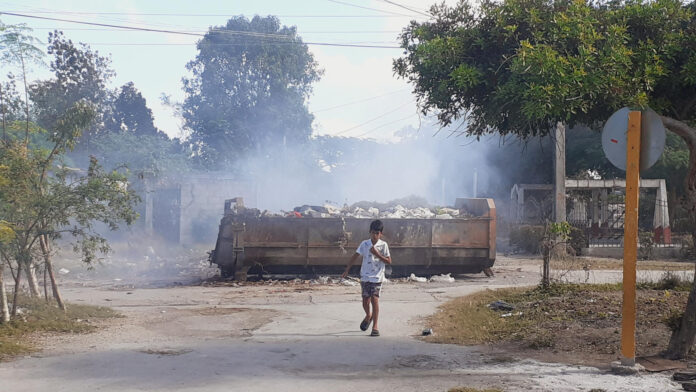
[408,273,427,283]
[488,300,515,311]
[429,273,455,283]
[58,268,70,275]
[422,328,433,336]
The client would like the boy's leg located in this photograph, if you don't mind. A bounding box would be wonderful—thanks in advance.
[362,296,372,322]
[370,295,380,331]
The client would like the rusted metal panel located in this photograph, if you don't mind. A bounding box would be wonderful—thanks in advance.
[211,198,497,279]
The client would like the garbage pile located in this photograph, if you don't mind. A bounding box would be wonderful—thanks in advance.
[290,204,466,219]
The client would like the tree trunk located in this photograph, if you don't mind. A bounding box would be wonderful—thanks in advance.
[663,117,696,359]
[1,82,6,142]
[0,263,10,323]
[11,260,22,317]
[542,244,551,288]
[21,53,30,147]
[43,263,48,302]
[40,235,65,311]
[23,260,41,297]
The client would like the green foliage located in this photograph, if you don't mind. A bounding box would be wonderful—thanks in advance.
[104,82,161,137]
[0,22,44,69]
[509,224,545,253]
[394,0,696,137]
[182,15,322,168]
[90,131,190,177]
[29,31,113,141]
[568,225,587,255]
[0,99,139,269]
[548,221,571,240]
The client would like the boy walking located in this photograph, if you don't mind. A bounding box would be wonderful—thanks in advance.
[342,219,391,336]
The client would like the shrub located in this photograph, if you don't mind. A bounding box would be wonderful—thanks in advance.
[509,225,545,253]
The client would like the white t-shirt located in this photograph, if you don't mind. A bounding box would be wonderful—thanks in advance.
[357,239,390,283]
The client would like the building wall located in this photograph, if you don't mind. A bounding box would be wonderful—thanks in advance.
[178,175,256,245]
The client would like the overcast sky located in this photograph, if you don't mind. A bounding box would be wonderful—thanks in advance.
[0,0,458,142]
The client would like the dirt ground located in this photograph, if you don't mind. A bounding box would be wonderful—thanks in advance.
[0,254,691,392]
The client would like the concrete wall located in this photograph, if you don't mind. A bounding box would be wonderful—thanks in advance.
[178,175,256,245]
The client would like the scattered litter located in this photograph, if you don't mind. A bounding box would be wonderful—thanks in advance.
[408,273,427,283]
[501,311,524,318]
[340,279,358,286]
[317,276,330,284]
[113,278,122,282]
[489,300,515,311]
[58,268,70,275]
[429,273,455,283]
[422,328,433,336]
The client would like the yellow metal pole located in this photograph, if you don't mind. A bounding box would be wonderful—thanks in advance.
[621,111,641,366]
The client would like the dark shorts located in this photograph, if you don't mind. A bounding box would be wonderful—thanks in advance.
[361,281,382,298]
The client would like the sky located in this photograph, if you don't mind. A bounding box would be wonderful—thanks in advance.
[0,0,455,142]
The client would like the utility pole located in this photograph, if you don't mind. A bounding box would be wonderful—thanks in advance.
[554,122,566,223]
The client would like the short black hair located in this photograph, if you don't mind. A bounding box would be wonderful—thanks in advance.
[370,219,384,233]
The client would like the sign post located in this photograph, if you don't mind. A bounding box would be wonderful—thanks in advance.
[601,106,665,369]
[620,111,641,366]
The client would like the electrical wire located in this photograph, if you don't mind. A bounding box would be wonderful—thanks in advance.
[0,12,402,48]
[1,10,422,18]
[353,112,417,138]
[378,0,431,17]
[332,101,414,136]
[324,0,414,17]
[313,88,408,112]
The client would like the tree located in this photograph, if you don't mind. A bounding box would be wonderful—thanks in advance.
[29,31,114,147]
[0,101,138,313]
[90,131,191,177]
[182,15,322,168]
[104,82,161,137]
[394,0,696,358]
[0,21,44,145]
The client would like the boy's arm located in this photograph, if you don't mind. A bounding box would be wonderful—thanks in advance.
[341,252,361,278]
[369,246,392,264]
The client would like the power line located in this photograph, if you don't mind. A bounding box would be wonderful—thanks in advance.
[313,88,408,112]
[353,112,417,138]
[1,10,422,18]
[324,0,414,17]
[0,12,401,48]
[27,27,402,34]
[378,0,431,17]
[332,101,414,136]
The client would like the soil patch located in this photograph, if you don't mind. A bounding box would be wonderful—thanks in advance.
[426,282,691,368]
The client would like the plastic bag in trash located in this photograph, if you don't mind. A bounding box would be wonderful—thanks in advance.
[429,273,455,283]
[408,273,427,283]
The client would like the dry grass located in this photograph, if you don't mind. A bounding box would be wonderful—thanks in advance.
[557,256,694,271]
[425,277,691,360]
[0,295,120,360]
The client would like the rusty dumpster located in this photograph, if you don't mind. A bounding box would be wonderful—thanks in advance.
[210,197,496,280]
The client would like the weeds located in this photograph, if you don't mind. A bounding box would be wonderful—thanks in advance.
[0,295,120,360]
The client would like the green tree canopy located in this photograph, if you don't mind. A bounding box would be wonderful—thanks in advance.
[104,82,162,137]
[182,15,322,168]
[395,0,696,358]
[30,31,114,142]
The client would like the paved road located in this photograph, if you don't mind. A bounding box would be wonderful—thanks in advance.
[0,257,683,391]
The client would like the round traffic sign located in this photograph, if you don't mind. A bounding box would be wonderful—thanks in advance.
[601,107,666,171]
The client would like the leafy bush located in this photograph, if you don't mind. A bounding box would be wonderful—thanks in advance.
[509,225,545,253]
[568,226,588,255]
